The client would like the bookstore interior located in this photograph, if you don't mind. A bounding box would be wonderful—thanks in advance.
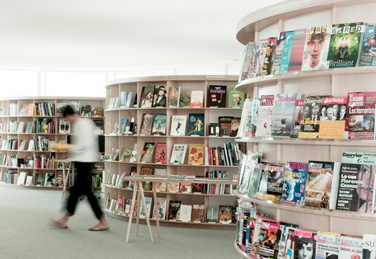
[5,0,376,258]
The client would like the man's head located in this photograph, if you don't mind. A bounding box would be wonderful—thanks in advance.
[307,33,325,67]
[312,104,319,116]
[63,105,78,124]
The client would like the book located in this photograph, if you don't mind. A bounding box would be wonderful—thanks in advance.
[187,113,204,136]
[179,92,191,107]
[140,143,155,163]
[316,231,340,259]
[117,195,124,214]
[59,119,71,134]
[319,97,347,139]
[346,92,376,140]
[256,95,275,137]
[207,85,227,108]
[167,182,179,193]
[179,205,192,222]
[239,42,256,81]
[188,144,205,165]
[218,116,233,136]
[19,104,27,116]
[129,144,137,163]
[358,24,376,67]
[140,86,155,108]
[154,168,167,192]
[153,143,167,164]
[125,92,133,109]
[170,144,187,164]
[262,37,278,75]
[271,93,301,138]
[252,39,268,77]
[305,161,340,209]
[120,91,127,108]
[140,167,154,190]
[206,207,218,223]
[281,161,308,205]
[118,118,129,135]
[274,223,299,258]
[293,230,317,259]
[168,86,180,107]
[363,234,376,259]
[120,148,132,163]
[170,115,187,136]
[81,105,91,117]
[168,200,181,220]
[264,163,285,202]
[302,26,331,71]
[218,205,232,224]
[270,33,286,75]
[290,99,304,138]
[279,31,295,74]
[192,204,205,223]
[338,236,363,259]
[230,117,241,137]
[91,107,102,117]
[328,22,365,68]
[151,113,166,135]
[140,113,154,135]
[153,197,167,220]
[17,172,27,185]
[153,85,167,107]
[227,87,245,108]
[190,91,204,108]
[298,96,324,139]
[237,98,253,138]
[140,197,152,218]
[257,218,280,258]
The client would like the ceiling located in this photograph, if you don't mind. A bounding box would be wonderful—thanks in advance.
[0,0,284,72]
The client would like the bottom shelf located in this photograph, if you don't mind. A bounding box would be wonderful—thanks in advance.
[0,181,101,191]
[234,240,251,259]
[105,209,236,230]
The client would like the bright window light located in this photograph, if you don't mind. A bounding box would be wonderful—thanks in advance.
[0,70,38,98]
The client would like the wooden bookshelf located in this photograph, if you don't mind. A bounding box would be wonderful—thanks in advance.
[104,75,242,228]
[0,96,105,190]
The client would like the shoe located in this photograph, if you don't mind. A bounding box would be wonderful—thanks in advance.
[89,227,110,231]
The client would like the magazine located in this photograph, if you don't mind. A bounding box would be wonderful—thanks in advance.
[281,162,308,205]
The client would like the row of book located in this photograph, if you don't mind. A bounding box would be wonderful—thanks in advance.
[238,92,376,140]
[1,120,62,134]
[1,137,57,152]
[238,150,376,214]
[107,194,236,224]
[1,154,55,169]
[236,201,376,258]
[239,22,376,81]
[108,85,245,110]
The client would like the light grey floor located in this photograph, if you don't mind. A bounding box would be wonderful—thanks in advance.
[0,185,239,259]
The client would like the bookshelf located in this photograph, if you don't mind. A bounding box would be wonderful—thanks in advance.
[0,96,105,190]
[104,75,243,228]
[234,0,376,256]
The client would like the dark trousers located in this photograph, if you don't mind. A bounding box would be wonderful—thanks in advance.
[67,162,103,220]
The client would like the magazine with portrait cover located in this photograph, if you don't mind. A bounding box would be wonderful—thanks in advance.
[290,99,304,138]
[278,31,295,74]
[302,25,331,71]
[151,113,167,135]
[262,37,278,75]
[153,85,167,107]
[346,92,376,140]
[252,39,268,78]
[239,42,256,81]
[207,85,227,108]
[363,233,376,259]
[358,24,376,67]
[168,86,180,107]
[293,230,317,259]
[271,93,301,138]
[338,236,363,259]
[257,218,280,258]
[328,22,365,68]
[170,115,187,136]
[316,231,340,259]
[256,95,275,137]
[288,28,307,72]
[251,98,261,137]
[264,163,285,202]
[140,86,155,108]
[298,96,324,139]
[281,162,308,205]
[305,160,341,209]
[274,223,299,259]
[318,97,348,139]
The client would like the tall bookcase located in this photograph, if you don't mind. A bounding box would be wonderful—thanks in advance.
[234,1,376,257]
[0,96,105,190]
[104,75,243,229]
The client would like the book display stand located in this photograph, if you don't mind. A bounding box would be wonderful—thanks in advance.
[234,0,376,258]
[104,75,242,229]
[0,96,105,191]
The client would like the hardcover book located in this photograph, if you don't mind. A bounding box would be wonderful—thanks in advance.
[187,114,204,136]
[256,95,275,137]
[170,115,187,136]
[293,230,317,259]
[338,236,363,259]
[188,144,205,165]
[168,86,180,107]
[190,91,204,108]
[288,28,307,72]
[192,204,205,223]
[207,85,227,108]
[316,231,340,259]
[328,23,365,68]
[179,92,191,108]
[298,96,324,139]
[264,163,285,202]
[168,200,181,220]
[281,161,308,205]
[179,205,192,222]
[218,205,233,224]
[140,142,155,163]
[151,113,167,135]
[140,113,154,135]
[153,197,167,220]
[153,143,167,164]
[227,87,245,108]
[279,31,295,74]
[170,144,187,164]
[120,148,133,162]
[153,85,167,107]
[230,117,241,137]
[358,24,376,67]
[318,97,347,139]
[206,207,218,223]
[140,86,155,108]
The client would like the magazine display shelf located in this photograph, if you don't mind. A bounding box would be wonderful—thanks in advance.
[105,75,242,228]
[0,96,105,190]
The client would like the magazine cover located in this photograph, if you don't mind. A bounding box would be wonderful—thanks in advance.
[339,236,363,259]
[250,42,260,78]
[281,161,308,205]
[316,231,340,259]
[251,98,261,137]
[151,113,167,135]
[168,86,180,107]
[271,93,301,138]
[279,31,295,74]
[153,197,167,220]
[264,163,285,202]
[140,86,155,108]
[188,143,205,165]
[237,98,253,138]
[168,200,181,220]
[230,117,241,137]
[170,144,187,164]
[271,32,287,75]
[207,85,227,108]
[152,85,167,107]
[187,113,205,136]
[257,218,280,258]
[305,161,340,209]
[140,142,155,163]
[290,99,304,138]
[140,113,154,135]
[190,90,204,108]
[154,168,167,192]
[247,163,262,198]
[274,223,299,259]
[363,233,376,259]
[328,22,365,68]
[249,216,263,257]
[254,39,268,77]
[319,97,347,139]
[302,25,331,71]
[358,24,376,67]
[256,95,275,137]
[218,205,233,224]
[263,37,278,75]
[153,143,167,164]
[293,230,317,259]
[170,115,187,136]
[228,87,245,108]
[346,92,376,140]
[239,42,256,81]
[298,96,323,139]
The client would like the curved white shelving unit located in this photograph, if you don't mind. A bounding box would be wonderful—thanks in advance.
[234,240,251,259]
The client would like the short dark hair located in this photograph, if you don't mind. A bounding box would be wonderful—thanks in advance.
[63,105,75,117]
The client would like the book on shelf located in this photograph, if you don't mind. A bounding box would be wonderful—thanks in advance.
[206,207,218,223]
[218,205,232,224]
[140,86,154,108]
[125,92,134,109]
[140,197,153,218]
[237,99,253,138]
[293,230,317,259]
[170,115,187,136]
[168,200,181,221]
[151,113,166,135]
[140,143,155,163]
[319,97,347,139]
[281,161,308,205]
[298,96,325,139]
[59,119,71,134]
[263,37,278,75]
[129,143,137,163]
[19,104,28,116]
[192,204,205,223]
[179,205,192,222]
[154,168,167,192]
[91,107,102,118]
[179,92,191,108]
[168,86,180,108]
[167,181,179,193]
[256,95,275,137]
[287,28,306,72]
[127,168,138,189]
[239,42,255,81]
[170,144,187,164]
[188,144,204,165]
[117,195,124,214]
[140,113,154,135]
[190,91,204,108]
[218,116,232,136]
[153,143,167,164]
[187,113,204,136]
[25,176,33,186]
[207,85,227,108]
[120,147,133,163]
[230,117,241,137]
[110,148,119,161]
[251,98,261,137]
[315,231,340,259]
[153,197,167,220]
[153,85,167,107]
[358,24,376,67]
[118,119,128,135]
[140,167,154,190]
[208,123,219,136]
[120,91,127,108]
[179,176,194,193]
[338,235,363,259]
[26,103,34,116]
[81,105,91,117]
[17,172,27,185]
[252,39,268,78]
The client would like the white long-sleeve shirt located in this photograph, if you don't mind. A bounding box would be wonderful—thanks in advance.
[69,118,98,162]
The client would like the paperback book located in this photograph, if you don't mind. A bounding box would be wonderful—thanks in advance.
[207,85,227,108]
[140,167,154,190]
[192,204,205,223]
[140,113,154,135]
[140,86,155,108]
[179,205,192,222]
[190,91,204,108]
[153,197,167,220]
[168,200,181,220]
[281,161,308,205]
[154,168,167,192]
[151,113,167,135]
[153,85,167,107]
[179,92,191,108]
[168,86,180,108]
[188,144,205,165]
[153,143,167,164]
[140,143,155,163]
[187,114,204,136]
[170,115,187,136]
[228,87,245,108]
[218,205,233,224]
[206,207,218,223]
[170,144,187,164]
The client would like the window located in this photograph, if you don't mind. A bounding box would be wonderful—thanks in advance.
[0,70,38,98]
